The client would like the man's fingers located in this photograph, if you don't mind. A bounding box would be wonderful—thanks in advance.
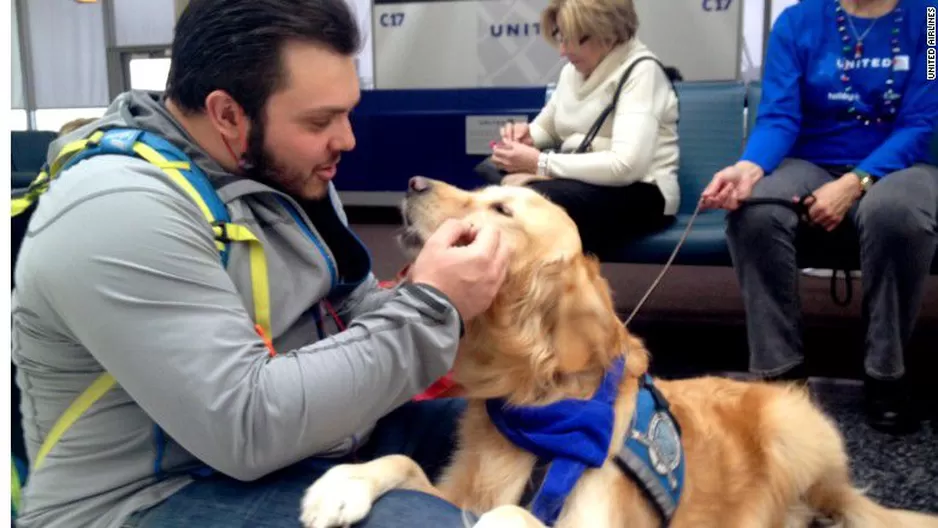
[465,224,502,258]
[491,238,512,281]
[427,218,475,249]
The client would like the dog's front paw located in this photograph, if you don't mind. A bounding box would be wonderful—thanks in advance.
[474,505,541,528]
[300,465,376,528]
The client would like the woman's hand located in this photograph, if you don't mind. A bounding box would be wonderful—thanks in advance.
[700,161,765,210]
[492,142,540,174]
[499,122,534,146]
[801,173,862,231]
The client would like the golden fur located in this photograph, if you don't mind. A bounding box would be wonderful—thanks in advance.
[301,179,938,528]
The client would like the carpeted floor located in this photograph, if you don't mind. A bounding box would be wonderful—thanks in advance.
[810,380,938,514]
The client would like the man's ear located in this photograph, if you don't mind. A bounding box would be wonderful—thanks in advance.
[552,254,623,374]
[204,90,250,154]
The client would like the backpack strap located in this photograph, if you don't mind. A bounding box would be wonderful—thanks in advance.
[15,128,275,484]
[11,456,25,519]
[10,130,107,217]
[124,130,272,339]
[32,373,117,472]
[13,128,272,340]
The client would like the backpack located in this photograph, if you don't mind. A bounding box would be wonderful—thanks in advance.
[9,127,274,518]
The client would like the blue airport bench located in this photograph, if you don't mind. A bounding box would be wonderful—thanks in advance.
[12,130,57,189]
[598,81,745,266]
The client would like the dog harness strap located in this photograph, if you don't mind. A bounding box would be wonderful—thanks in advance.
[614,375,685,526]
[519,456,552,509]
[614,446,677,522]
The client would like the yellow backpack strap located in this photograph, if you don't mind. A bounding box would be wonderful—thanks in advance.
[10,131,107,218]
[11,170,48,216]
[32,373,116,471]
[47,131,106,175]
[132,142,218,224]
[21,129,276,482]
[213,223,273,346]
[11,460,23,516]
[131,136,274,347]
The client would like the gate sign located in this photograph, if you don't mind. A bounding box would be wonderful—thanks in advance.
[372,0,742,89]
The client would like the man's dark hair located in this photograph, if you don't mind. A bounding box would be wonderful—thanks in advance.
[166,0,360,120]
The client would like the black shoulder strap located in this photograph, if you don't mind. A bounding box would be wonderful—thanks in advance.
[576,56,678,154]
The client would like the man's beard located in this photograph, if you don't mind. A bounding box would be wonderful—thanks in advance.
[240,121,328,200]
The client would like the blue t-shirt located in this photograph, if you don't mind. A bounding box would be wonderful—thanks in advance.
[742,0,938,177]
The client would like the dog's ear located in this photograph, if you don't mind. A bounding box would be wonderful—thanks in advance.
[551,254,623,374]
[477,252,623,392]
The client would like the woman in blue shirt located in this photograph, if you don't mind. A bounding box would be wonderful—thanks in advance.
[701,0,937,434]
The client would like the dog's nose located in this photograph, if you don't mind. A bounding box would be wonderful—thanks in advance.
[408,176,431,196]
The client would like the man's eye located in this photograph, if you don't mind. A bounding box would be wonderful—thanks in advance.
[307,120,331,130]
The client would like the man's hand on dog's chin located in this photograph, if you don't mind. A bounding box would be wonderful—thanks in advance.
[409,218,511,323]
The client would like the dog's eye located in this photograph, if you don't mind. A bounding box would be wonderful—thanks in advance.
[491,202,513,217]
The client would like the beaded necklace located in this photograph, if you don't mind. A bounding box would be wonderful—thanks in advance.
[834,0,904,125]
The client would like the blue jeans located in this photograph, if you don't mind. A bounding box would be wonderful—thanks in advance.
[125,398,470,527]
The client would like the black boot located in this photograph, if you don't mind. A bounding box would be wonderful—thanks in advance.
[863,375,921,435]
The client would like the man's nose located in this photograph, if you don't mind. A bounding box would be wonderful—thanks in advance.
[408,176,431,196]
[331,115,356,152]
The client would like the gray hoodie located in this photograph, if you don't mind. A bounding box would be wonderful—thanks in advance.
[11,90,462,528]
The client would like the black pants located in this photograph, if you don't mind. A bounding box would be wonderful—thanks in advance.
[475,160,671,254]
[526,178,671,255]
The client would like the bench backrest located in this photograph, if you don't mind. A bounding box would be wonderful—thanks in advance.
[673,81,747,215]
[12,131,57,175]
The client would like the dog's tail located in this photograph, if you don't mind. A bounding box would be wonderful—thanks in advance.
[837,487,938,527]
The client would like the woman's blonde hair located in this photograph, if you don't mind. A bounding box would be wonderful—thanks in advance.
[541,0,639,48]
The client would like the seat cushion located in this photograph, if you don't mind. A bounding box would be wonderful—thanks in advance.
[600,211,731,266]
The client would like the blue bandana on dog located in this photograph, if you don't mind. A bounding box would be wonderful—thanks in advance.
[485,356,625,526]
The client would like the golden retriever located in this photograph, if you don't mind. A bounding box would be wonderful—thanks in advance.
[300,178,938,528]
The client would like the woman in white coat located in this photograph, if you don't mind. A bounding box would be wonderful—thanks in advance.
[490,0,681,255]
